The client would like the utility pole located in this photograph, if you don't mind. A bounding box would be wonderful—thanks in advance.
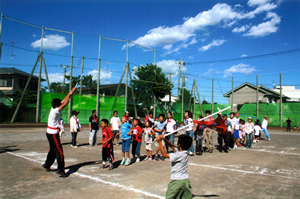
[176,59,185,97]
[60,65,69,93]
[181,75,185,122]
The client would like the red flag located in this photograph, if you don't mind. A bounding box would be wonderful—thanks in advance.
[193,115,227,134]
[145,115,149,121]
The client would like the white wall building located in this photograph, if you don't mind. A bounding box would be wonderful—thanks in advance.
[273,86,300,102]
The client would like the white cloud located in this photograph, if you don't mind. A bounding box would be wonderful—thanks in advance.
[223,63,256,77]
[133,3,241,49]
[245,12,281,37]
[131,1,281,54]
[156,59,187,75]
[88,69,112,81]
[204,68,215,76]
[188,56,194,59]
[199,39,226,52]
[248,0,271,7]
[31,34,70,50]
[241,54,248,57]
[232,25,249,33]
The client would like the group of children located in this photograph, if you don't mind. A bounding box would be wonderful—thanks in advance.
[44,88,270,198]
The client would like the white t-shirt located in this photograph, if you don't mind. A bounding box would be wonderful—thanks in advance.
[262,119,269,129]
[184,118,193,131]
[70,116,81,132]
[169,150,189,180]
[254,125,261,136]
[166,118,176,132]
[110,117,120,130]
[144,127,153,143]
[47,108,61,134]
[227,118,235,132]
[234,117,240,130]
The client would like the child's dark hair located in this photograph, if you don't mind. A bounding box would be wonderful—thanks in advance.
[101,118,109,125]
[185,110,193,118]
[159,114,165,119]
[199,115,204,119]
[178,134,193,150]
[113,110,118,114]
[167,111,173,118]
[205,110,211,114]
[92,110,96,114]
[52,98,62,108]
[230,112,234,115]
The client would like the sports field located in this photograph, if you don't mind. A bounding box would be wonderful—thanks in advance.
[1,127,299,199]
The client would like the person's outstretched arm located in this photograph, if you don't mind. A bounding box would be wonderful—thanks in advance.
[156,135,169,158]
[59,86,76,111]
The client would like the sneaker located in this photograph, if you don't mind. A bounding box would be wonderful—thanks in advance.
[108,165,114,170]
[149,158,152,161]
[42,164,51,171]
[237,143,242,146]
[233,145,237,149]
[136,158,140,162]
[100,164,106,169]
[155,155,159,161]
[125,158,131,166]
[56,170,68,178]
[209,149,213,153]
[71,145,78,148]
[268,138,271,141]
[160,156,165,161]
[145,157,149,160]
[189,151,193,155]
[224,148,228,153]
[120,159,125,165]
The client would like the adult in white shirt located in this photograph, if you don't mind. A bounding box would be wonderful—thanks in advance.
[42,86,76,178]
[110,111,121,145]
[165,111,177,152]
[70,110,81,148]
[261,113,270,140]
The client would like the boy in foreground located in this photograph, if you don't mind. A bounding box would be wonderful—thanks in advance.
[156,134,193,199]
[100,119,114,170]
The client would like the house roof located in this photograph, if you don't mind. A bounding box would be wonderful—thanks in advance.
[223,82,290,98]
[0,67,43,80]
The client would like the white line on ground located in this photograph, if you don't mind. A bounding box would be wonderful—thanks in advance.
[236,147,300,156]
[188,162,300,181]
[6,152,164,199]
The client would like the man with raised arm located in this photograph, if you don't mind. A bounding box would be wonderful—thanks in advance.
[42,86,76,178]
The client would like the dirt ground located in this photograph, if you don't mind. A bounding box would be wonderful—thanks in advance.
[0,127,299,199]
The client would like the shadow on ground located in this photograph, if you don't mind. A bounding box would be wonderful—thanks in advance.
[0,145,20,154]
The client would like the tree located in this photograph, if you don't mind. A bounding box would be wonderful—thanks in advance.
[177,88,194,103]
[50,74,97,93]
[131,63,172,110]
[12,90,36,104]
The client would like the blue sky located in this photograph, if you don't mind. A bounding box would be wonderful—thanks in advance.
[0,0,299,104]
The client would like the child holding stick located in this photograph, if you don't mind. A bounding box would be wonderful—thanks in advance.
[156,134,193,198]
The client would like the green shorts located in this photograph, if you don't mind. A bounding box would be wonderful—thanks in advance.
[166,179,192,199]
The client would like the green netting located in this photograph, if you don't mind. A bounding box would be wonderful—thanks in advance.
[41,92,125,124]
[239,103,300,127]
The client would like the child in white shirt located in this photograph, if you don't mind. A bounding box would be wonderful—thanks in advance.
[144,121,155,160]
[254,122,261,143]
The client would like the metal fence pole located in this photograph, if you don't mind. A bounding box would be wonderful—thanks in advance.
[96,36,101,119]
[80,55,85,95]
[36,26,44,123]
[256,75,259,119]
[232,76,234,112]
[280,73,282,127]
[68,32,74,121]
[212,78,214,113]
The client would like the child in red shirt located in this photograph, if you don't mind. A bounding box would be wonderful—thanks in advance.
[100,119,114,170]
[131,119,143,163]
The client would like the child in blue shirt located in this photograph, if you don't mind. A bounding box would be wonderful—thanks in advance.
[120,116,132,166]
